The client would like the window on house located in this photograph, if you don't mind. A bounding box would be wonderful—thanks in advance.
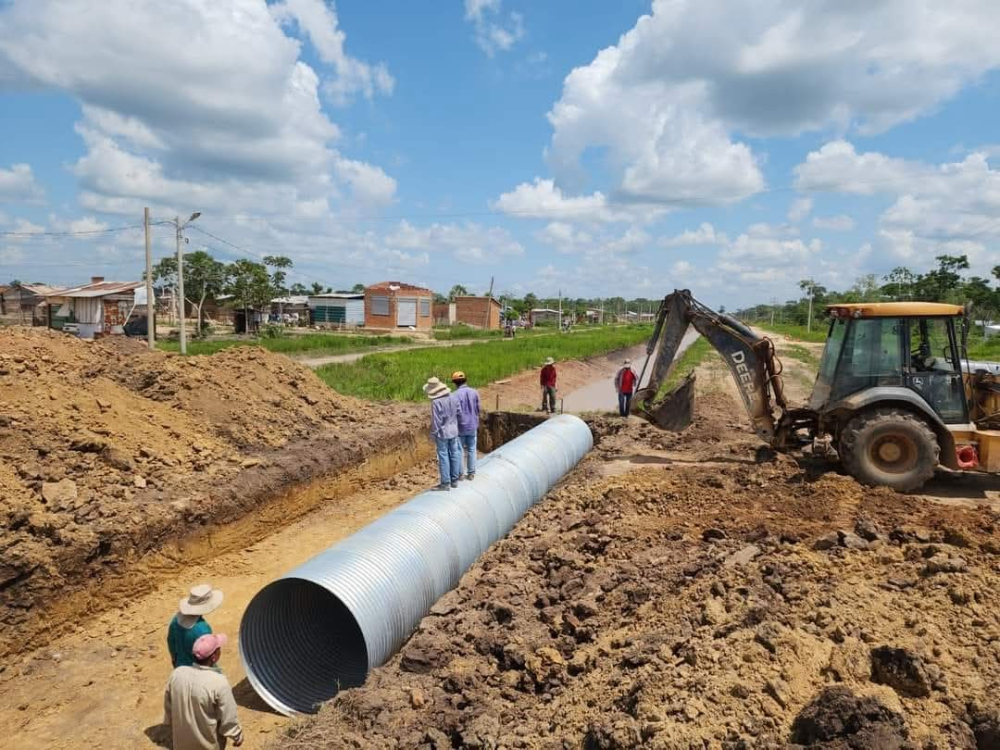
[371,295,389,316]
[420,298,430,317]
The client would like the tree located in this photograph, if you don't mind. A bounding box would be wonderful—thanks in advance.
[449,284,469,300]
[312,282,327,295]
[263,255,293,297]
[523,292,539,312]
[183,250,227,336]
[351,283,365,293]
[881,267,917,300]
[226,259,273,329]
[290,282,308,295]
[915,254,969,301]
[433,292,447,304]
[844,274,881,303]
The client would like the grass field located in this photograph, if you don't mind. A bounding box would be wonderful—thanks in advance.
[967,331,1000,361]
[657,336,716,397]
[431,326,503,341]
[318,325,653,401]
[782,343,821,368]
[159,333,412,357]
[755,321,829,343]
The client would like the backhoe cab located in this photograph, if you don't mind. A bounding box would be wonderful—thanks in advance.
[636,291,1000,492]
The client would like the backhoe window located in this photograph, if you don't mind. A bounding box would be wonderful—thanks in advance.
[831,318,904,400]
[818,319,846,382]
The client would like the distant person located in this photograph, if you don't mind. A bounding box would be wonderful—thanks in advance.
[164,633,244,750]
[424,376,461,490]
[451,370,480,480]
[615,358,639,417]
[168,584,223,669]
[540,357,557,414]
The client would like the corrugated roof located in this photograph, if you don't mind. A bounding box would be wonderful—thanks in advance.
[15,283,67,296]
[46,280,143,298]
[309,293,364,299]
[366,281,432,293]
[271,296,310,305]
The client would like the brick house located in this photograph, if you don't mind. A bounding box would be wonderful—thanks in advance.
[364,281,434,329]
[454,296,502,330]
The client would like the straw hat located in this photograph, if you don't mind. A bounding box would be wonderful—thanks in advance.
[423,376,451,400]
[179,584,224,616]
[623,358,632,365]
[544,357,555,365]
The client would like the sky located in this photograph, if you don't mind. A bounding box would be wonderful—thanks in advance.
[0,0,999,309]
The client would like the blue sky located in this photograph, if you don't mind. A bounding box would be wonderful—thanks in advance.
[1,0,999,309]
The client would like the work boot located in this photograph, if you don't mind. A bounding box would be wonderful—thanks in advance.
[467,472,475,481]
[450,482,459,489]
[435,484,450,491]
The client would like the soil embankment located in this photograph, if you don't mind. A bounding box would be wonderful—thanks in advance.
[0,327,424,658]
[280,363,1000,749]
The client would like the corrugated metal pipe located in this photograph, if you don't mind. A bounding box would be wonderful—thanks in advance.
[239,414,593,715]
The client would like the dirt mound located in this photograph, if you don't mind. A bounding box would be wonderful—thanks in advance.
[282,399,1000,749]
[0,327,416,657]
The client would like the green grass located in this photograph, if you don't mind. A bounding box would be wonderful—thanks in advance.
[318,325,654,401]
[657,336,716,398]
[756,321,829,343]
[431,325,503,341]
[782,344,821,369]
[158,333,413,357]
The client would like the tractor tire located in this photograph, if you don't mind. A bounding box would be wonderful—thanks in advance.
[839,408,939,492]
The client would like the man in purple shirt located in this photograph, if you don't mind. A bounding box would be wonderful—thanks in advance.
[424,376,461,490]
[451,371,480,480]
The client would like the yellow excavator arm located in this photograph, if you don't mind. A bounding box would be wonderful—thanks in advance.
[634,290,789,444]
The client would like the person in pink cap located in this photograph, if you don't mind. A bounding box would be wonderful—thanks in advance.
[164,633,244,749]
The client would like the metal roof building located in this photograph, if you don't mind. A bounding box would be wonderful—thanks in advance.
[43,277,146,338]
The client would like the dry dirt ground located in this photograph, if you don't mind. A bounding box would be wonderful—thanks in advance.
[280,351,1000,750]
[0,327,424,659]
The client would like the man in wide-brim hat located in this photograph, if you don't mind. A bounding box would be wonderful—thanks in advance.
[424,376,461,490]
[540,357,557,414]
[167,583,224,668]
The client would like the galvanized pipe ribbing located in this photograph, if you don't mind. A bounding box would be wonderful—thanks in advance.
[239,414,593,715]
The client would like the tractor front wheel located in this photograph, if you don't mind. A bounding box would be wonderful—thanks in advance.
[839,409,939,492]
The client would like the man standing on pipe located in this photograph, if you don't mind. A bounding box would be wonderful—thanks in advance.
[424,376,461,491]
[451,370,480,481]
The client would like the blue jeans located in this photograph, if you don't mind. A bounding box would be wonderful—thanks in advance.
[435,436,461,486]
[618,392,633,417]
[459,433,477,476]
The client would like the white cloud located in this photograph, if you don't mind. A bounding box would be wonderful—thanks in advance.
[492,178,660,223]
[787,197,813,223]
[660,222,725,248]
[271,0,394,104]
[464,0,524,57]
[0,163,44,203]
[0,0,395,222]
[812,214,855,232]
[795,141,1000,272]
[384,220,524,266]
[522,0,1000,215]
[535,221,593,254]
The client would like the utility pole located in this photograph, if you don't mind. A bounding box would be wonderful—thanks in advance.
[557,289,562,332]
[483,275,494,330]
[172,211,201,355]
[806,277,814,333]
[144,207,154,350]
[175,216,186,355]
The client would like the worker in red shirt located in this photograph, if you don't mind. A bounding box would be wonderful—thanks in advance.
[540,356,557,414]
[614,358,638,417]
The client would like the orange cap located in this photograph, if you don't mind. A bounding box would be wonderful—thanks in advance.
[451,371,466,382]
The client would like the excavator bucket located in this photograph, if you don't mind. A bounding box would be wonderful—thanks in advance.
[634,374,696,431]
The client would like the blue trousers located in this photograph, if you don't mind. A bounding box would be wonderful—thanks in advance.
[459,433,477,476]
[618,392,633,417]
[435,436,462,486]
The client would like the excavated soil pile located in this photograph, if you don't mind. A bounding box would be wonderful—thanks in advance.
[284,394,1000,749]
[0,327,418,657]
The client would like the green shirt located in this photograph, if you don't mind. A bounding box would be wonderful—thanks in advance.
[167,615,212,668]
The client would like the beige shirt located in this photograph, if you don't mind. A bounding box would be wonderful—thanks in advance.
[164,664,243,750]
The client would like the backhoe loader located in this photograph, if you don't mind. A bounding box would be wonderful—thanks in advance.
[634,290,1000,492]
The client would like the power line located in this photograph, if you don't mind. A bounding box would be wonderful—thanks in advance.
[0,224,143,237]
